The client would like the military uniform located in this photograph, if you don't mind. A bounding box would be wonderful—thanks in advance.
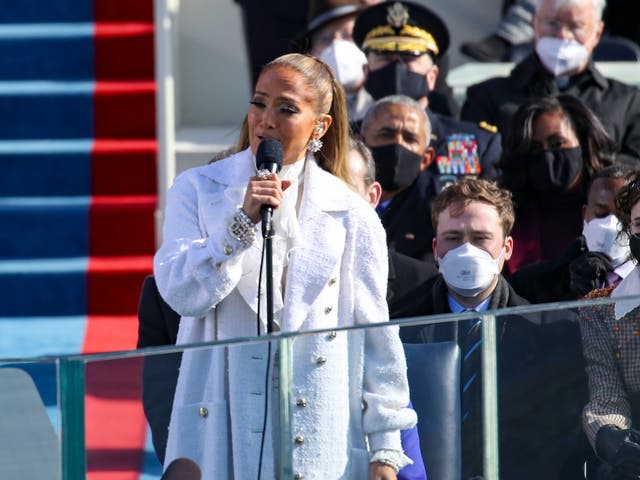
[428,110,501,187]
[353,1,503,263]
[461,53,640,165]
[379,118,501,265]
[376,113,501,263]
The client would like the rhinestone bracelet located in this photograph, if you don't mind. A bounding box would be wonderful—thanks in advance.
[228,208,256,248]
[370,454,400,474]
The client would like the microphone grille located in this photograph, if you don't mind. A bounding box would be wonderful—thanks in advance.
[256,139,284,172]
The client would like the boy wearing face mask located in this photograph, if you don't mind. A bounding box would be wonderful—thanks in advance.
[393,177,524,329]
[509,164,636,303]
[461,0,640,165]
[394,177,589,479]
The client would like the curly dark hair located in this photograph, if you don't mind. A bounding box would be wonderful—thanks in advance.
[499,94,616,200]
[615,170,640,235]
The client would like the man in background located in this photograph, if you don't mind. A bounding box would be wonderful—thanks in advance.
[461,0,640,164]
[395,177,589,479]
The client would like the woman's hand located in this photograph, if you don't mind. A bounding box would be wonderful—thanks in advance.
[369,463,398,480]
[242,173,292,224]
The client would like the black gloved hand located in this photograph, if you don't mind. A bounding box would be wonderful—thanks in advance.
[595,425,640,477]
[569,251,614,296]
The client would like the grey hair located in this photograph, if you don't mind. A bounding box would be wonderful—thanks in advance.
[348,137,376,187]
[534,0,606,21]
[360,94,432,144]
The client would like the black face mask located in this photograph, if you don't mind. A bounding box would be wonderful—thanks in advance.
[369,143,423,191]
[527,147,583,193]
[630,233,640,264]
[364,61,430,101]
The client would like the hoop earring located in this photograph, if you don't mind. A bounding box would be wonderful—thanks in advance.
[307,138,323,153]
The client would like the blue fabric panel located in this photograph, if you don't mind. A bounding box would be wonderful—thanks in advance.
[0,363,57,407]
[0,199,89,258]
[0,151,91,197]
[0,316,86,358]
[0,28,94,80]
[0,267,87,316]
[0,1,92,23]
[139,430,164,480]
[0,87,94,139]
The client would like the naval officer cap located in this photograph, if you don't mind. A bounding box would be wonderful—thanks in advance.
[353,1,450,59]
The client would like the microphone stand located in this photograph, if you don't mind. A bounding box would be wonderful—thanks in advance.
[262,220,275,335]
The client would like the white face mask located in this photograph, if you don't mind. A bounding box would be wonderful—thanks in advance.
[535,36,589,77]
[582,214,628,267]
[318,39,367,91]
[438,243,503,298]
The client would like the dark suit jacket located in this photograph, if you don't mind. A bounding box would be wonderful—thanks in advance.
[507,236,587,304]
[395,274,589,480]
[380,169,440,263]
[388,249,439,304]
[137,275,181,464]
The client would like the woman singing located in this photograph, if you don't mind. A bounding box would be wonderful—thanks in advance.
[154,53,416,479]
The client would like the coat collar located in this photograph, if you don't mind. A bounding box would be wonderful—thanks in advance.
[511,52,609,92]
[200,147,360,332]
[198,147,358,213]
[198,147,256,187]
[302,153,359,213]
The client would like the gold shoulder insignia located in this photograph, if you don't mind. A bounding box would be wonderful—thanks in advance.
[479,121,498,134]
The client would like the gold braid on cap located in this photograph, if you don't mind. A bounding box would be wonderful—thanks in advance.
[400,25,438,53]
[362,35,438,55]
[363,25,438,55]
[363,25,395,40]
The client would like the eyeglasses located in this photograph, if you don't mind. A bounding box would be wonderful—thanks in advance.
[628,177,640,192]
[537,18,592,43]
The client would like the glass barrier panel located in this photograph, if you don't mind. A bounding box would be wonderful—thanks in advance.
[67,335,296,480]
[52,313,480,480]
[391,294,640,479]
[395,311,491,480]
[45,293,640,480]
[282,314,485,480]
[0,358,61,480]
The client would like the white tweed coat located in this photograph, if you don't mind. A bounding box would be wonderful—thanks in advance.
[153,148,416,479]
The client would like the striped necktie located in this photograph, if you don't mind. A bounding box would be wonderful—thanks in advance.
[461,313,482,423]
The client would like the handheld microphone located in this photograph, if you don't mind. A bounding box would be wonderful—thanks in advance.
[256,139,284,237]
